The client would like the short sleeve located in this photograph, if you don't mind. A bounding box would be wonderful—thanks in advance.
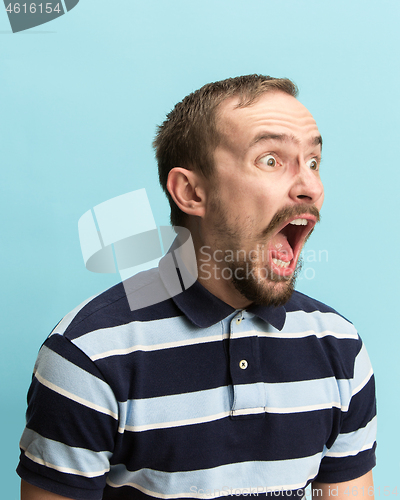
[315,342,377,483]
[17,334,119,500]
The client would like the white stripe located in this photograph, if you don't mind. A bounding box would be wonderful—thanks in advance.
[34,370,118,420]
[90,327,357,361]
[352,367,373,398]
[91,333,230,361]
[337,345,374,412]
[266,401,341,414]
[256,329,358,340]
[219,327,358,341]
[20,447,109,478]
[119,410,231,433]
[325,441,375,458]
[231,407,265,417]
[107,478,175,499]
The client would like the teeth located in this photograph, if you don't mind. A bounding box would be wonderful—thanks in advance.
[289,218,308,226]
[272,258,290,268]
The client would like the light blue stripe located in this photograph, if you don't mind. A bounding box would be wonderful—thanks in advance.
[325,416,377,457]
[20,428,112,477]
[264,377,340,411]
[353,343,374,392]
[71,309,358,361]
[35,344,118,418]
[72,316,223,360]
[107,454,322,498]
[281,310,357,337]
[119,386,233,430]
[118,377,346,432]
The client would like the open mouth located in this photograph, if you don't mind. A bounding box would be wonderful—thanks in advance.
[268,214,317,277]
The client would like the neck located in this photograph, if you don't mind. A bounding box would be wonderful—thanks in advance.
[197,266,252,309]
[188,221,252,309]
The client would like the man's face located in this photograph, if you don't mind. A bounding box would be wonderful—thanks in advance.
[204,90,324,307]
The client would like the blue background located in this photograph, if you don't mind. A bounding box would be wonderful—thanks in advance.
[1,0,399,496]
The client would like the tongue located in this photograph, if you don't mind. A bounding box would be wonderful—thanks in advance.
[269,232,294,262]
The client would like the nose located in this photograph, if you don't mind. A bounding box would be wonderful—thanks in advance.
[289,161,324,207]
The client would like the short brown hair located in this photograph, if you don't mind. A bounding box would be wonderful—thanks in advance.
[153,74,298,226]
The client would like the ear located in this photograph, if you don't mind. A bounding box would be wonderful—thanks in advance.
[167,167,207,219]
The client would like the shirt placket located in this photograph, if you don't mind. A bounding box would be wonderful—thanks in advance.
[228,311,266,419]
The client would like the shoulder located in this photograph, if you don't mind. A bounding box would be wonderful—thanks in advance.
[54,268,182,340]
[35,268,187,400]
[285,290,349,317]
[283,290,364,379]
[284,290,357,334]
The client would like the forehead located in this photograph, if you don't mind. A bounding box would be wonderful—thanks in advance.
[216,91,320,148]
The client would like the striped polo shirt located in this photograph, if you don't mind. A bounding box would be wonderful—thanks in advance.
[17,265,376,500]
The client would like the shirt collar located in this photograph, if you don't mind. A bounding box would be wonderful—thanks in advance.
[159,262,286,330]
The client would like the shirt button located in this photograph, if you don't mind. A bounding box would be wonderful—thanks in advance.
[236,318,242,325]
[239,359,248,370]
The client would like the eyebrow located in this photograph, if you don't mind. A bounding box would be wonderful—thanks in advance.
[250,132,323,150]
[312,135,323,149]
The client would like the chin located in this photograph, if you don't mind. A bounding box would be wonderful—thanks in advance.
[230,262,298,308]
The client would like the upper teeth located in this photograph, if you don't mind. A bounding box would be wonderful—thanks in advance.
[290,218,308,226]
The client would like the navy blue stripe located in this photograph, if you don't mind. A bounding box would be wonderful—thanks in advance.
[314,445,377,483]
[256,336,360,382]
[285,291,349,319]
[111,410,340,472]
[341,376,377,433]
[96,340,231,400]
[25,382,117,451]
[95,335,361,401]
[103,486,153,500]
[63,283,183,341]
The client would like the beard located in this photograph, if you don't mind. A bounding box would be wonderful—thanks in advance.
[228,255,303,307]
[208,197,319,307]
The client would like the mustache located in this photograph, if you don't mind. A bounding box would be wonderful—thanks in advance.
[260,204,321,239]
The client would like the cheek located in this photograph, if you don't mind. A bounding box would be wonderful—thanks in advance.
[216,180,255,208]
[316,187,325,210]
[249,190,283,226]
[254,183,285,205]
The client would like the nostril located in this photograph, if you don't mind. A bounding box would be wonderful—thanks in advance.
[297,195,312,200]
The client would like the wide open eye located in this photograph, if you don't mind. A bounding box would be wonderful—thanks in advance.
[259,154,277,168]
[306,158,319,171]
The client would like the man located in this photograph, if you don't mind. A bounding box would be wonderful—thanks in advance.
[18,75,376,500]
